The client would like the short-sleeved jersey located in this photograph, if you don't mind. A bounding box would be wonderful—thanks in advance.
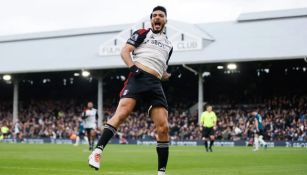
[1,126,9,134]
[14,122,21,134]
[78,121,85,133]
[200,111,217,128]
[83,108,98,129]
[255,113,263,130]
[127,28,173,77]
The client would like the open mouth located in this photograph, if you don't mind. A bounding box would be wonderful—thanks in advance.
[154,21,161,28]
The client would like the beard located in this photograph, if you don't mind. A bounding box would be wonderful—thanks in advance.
[151,21,165,33]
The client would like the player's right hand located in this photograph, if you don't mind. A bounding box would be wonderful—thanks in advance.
[129,65,142,76]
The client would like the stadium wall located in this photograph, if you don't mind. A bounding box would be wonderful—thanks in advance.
[2,139,307,148]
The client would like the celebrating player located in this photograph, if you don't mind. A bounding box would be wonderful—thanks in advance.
[200,105,217,152]
[88,6,173,175]
[82,101,98,151]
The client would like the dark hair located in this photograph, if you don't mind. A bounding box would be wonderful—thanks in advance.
[150,6,167,18]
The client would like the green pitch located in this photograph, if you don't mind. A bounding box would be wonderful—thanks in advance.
[0,143,306,175]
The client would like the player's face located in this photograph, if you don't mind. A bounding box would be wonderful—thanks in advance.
[207,106,212,112]
[151,10,167,33]
[87,102,93,108]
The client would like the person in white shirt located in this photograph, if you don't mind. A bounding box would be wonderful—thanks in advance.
[13,120,22,143]
[82,101,98,151]
[88,6,173,175]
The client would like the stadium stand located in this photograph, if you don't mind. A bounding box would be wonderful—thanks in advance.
[0,95,306,142]
[0,60,306,142]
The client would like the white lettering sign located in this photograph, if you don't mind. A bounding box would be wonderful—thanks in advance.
[99,38,203,56]
[173,40,202,51]
[99,46,122,56]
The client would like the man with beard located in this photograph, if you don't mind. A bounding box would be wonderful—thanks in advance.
[88,6,173,175]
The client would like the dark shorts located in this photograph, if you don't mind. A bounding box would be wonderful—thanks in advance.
[119,70,168,110]
[85,128,94,134]
[202,127,214,138]
[78,131,85,138]
[256,129,265,136]
[2,133,9,137]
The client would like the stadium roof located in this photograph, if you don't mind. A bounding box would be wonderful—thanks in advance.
[0,8,307,74]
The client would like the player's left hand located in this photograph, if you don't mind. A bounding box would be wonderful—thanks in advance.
[129,65,142,76]
[161,72,171,81]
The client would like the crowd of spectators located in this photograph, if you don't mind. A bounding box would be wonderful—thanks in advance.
[0,95,306,142]
[0,100,82,141]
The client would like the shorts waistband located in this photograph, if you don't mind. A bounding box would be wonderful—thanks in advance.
[135,62,162,80]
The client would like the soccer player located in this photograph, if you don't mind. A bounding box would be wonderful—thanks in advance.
[88,6,173,175]
[200,105,217,152]
[74,118,85,146]
[82,101,98,151]
[251,111,267,151]
[13,120,23,143]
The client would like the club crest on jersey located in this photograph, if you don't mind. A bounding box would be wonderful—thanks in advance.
[164,39,171,45]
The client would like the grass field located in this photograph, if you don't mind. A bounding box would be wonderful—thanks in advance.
[0,143,306,175]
